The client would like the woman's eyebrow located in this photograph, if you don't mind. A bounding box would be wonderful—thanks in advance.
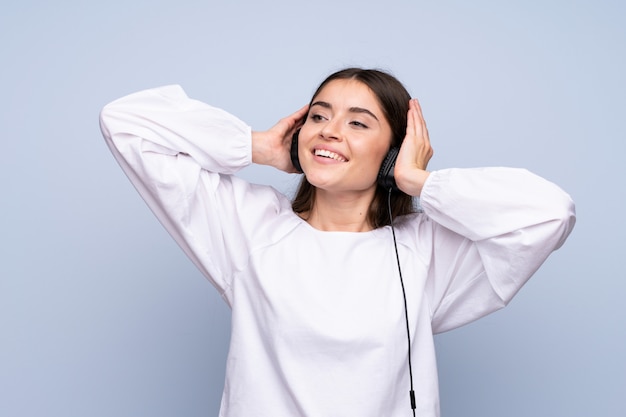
[311,100,332,110]
[310,101,379,121]
[349,106,379,121]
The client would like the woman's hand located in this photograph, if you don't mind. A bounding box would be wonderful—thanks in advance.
[394,98,434,196]
[252,104,309,173]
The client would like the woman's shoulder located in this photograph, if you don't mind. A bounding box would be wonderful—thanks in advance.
[390,209,457,252]
[226,175,305,245]
[392,207,429,230]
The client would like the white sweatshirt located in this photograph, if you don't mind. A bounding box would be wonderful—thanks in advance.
[99,85,576,417]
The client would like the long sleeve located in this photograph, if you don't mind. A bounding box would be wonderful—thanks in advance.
[417,167,576,333]
[99,85,293,298]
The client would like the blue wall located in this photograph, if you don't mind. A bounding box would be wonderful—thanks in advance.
[1,1,624,416]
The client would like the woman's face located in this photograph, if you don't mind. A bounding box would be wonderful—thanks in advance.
[298,79,393,194]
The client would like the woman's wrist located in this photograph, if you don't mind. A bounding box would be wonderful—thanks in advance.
[251,131,271,166]
[395,167,431,197]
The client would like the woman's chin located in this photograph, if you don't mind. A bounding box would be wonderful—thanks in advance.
[308,177,377,196]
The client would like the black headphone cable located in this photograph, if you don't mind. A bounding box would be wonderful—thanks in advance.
[387,189,417,416]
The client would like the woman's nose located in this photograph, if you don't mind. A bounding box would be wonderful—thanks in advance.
[320,119,342,141]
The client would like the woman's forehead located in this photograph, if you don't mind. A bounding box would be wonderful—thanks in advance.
[313,79,383,113]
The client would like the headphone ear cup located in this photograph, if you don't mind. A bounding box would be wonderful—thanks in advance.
[377,147,400,191]
[290,129,303,173]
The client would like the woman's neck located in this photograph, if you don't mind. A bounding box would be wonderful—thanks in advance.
[303,188,376,232]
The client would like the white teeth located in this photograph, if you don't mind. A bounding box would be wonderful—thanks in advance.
[315,149,347,162]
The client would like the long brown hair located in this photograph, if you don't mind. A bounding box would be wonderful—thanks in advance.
[292,68,414,228]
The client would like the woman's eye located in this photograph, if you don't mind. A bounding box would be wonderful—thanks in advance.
[350,121,368,128]
[310,114,325,122]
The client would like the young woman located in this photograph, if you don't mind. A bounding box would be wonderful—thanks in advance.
[100,68,576,417]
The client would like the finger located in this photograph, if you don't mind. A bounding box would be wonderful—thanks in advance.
[291,104,310,124]
[406,99,418,138]
[412,98,430,143]
[282,104,310,133]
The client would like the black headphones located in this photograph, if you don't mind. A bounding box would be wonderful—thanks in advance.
[290,129,400,191]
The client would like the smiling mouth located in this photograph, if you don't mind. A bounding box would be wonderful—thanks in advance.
[314,149,348,162]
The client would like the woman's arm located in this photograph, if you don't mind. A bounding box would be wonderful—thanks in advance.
[393,98,576,332]
[421,167,576,333]
[99,85,295,297]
